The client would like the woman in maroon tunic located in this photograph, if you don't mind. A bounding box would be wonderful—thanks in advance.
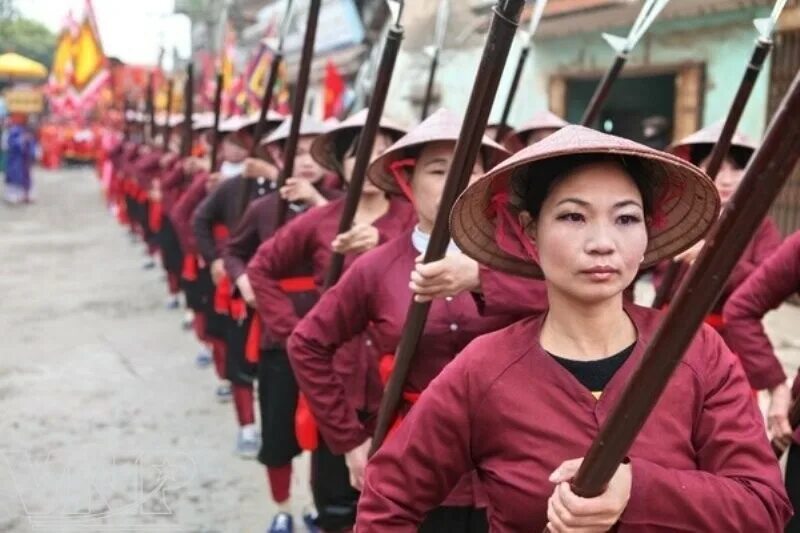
[244,109,413,532]
[723,230,800,532]
[652,123,783,328]
[356,125,791,531]
[287,109,516,532]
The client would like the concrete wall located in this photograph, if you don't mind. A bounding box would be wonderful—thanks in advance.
[385,6,773,140]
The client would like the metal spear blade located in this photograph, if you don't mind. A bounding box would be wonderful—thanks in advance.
[387,0,404,26]
[602,0,670,55]
[754,0,788,41]
[426,0,450,57]
[518,0,549,44]
[277,0,295,50]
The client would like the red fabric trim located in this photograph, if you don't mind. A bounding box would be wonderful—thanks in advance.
[230,297,247,321]
[245,313,262,364]
[214,275,232,315]
[212,223,229,240]
[278,276,316,293]
[148,200,163,232]
[295,393,319,451]
[182,255,198,281]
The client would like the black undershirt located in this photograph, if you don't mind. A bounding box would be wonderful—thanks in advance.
[549,343,636,396]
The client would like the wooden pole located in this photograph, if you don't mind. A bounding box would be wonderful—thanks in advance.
[495,45,529,142]
[580,53,626,127]
[420,50,439,121]
[651,38,774,308]
[209,71,224,171]
[273,0,322,228]
[369,0,527,456]
[162,78,175,151]
[569,68,800,500]
[181,62,195,158]
[324,12,405,288]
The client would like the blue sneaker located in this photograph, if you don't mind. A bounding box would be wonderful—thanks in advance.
[235,424,260,459]
[142,259,156,270]
[165,297,180,310]
[268,512,293,533]
[215,383,232,403]
[302,510,320,532]
[195,350,212,368]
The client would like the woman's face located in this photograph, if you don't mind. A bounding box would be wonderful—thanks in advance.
[411,141,485,233]
[294,135,325,183]
[343,132,392,194]
[524,161,648,305]
[222,136,248,163]
[700,154,742,205]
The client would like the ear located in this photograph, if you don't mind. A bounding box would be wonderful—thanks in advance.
[518,210,536,241]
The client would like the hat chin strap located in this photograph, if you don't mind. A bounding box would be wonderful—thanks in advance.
[389,158,418,209]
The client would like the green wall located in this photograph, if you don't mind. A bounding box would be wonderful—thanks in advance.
[385,6,774,141]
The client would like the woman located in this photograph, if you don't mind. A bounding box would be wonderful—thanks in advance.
[356,125,791,531]
[242,108,413,532]
[222,115,335,533]
[287,108,515,531]
[723,230,800,532]
[652,123,782,325]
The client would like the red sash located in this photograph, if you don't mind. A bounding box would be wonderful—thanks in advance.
[379,353,421,439]
[212,223,229,241]
[214,275,232,315]
[245,313,262,364]
[181,255,198,281]
[295,393,319,451]
[148,201,163,232]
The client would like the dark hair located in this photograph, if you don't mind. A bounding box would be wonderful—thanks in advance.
[689,143,751,170]
[510,153,656,219]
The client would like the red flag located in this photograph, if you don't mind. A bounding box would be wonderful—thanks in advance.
[323,59,345,119]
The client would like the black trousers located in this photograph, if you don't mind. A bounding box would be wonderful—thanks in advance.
[311,440,359,531]
[787,443,800,533]
[224,313,258,385]
[158,217,183,276]
[257,347,301,467]
[419,506,488,532]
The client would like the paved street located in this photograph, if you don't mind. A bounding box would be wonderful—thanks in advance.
[0,165,798,532]
[0,166,312,533]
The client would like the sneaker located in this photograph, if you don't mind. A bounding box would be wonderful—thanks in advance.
[268,513,293,533]
[182,311,195,331]
[165,297,180,310]
[215,383,232,403]
[235,424,261,459]
[301,510,320,532]
[142,260,156,270]
[195,350,213,368]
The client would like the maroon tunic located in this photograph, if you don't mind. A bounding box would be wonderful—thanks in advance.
[223,186,344,282]
[246,196,416,344]
[225,192,330,349]
[723,231,800,441]
[170,171,209,256]
[652,217,783,314]
[357,304,791,531]
[245,196,415,411]
[160,160,189,213]
[476,265,548,316]
[193,176,275,263]
[288,232,522,507]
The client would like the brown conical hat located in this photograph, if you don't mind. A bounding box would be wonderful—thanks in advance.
[219,110,285,133]
[668,120,757,163]
[310,108,407,172]
[367,108,509,195]
[515,111,570,141]
[192,112,216,131]
[260,115,329,148]
[486,122,524,153]
[450,125,719,279]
